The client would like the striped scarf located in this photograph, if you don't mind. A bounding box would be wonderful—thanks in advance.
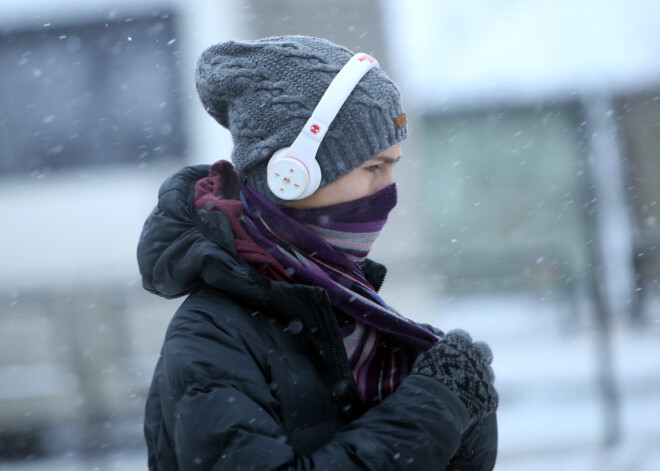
[240,182,439,407]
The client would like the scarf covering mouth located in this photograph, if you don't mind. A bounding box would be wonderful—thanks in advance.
[279,184,397,263]
[195,160,439,407]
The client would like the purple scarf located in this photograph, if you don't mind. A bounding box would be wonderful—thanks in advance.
[240,182,439,407]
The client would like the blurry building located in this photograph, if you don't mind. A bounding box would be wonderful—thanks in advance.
[378,0,660,317]
[0,0,241,456]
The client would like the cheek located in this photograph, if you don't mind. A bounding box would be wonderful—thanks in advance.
[340,179,364,198]
[356,173,379,196]
[372,169,394,193]
[333,169,389,202]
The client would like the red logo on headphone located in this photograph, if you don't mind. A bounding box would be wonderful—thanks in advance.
[310,124,320,134]
[358,54,375,63]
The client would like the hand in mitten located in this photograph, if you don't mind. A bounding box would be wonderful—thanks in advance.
[411,329,498,420]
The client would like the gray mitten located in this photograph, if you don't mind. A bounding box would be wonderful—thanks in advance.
[411,329,498,419]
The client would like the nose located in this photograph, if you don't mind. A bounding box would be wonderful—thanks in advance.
[381,165,395,188]
[370,165,394,196]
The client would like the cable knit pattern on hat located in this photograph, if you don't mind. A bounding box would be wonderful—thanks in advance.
[195,36,407,203]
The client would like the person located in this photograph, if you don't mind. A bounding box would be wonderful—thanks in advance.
[138,35,498,471]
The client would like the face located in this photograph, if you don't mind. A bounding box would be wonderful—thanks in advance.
[286,143,402,209]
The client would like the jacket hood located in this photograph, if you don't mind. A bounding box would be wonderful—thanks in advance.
[138,165,260,301]
[137,165,387,306]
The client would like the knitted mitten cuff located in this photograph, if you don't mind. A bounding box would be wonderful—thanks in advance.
[411,329,498,419]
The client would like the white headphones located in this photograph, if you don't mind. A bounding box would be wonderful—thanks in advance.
[266,53,380,200]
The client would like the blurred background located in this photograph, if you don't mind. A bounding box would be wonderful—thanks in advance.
[1,0,659,469]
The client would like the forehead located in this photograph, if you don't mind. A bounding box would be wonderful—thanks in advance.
[367,143,402,163]
[379,142,401,156]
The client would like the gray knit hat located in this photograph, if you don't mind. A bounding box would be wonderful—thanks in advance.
[195,35,408,203]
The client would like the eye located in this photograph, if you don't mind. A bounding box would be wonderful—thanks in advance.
[363,164,380,172]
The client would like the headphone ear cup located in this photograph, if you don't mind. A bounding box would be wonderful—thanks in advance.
[267,148,313,200]
[304,158,322,198]
[268,147,290,166]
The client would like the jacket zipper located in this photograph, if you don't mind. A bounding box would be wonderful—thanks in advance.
[317,304,363,419]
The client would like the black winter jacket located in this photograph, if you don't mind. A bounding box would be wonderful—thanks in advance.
[138,165,498,470]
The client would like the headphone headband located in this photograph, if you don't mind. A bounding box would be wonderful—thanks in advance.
[266,53,380,200]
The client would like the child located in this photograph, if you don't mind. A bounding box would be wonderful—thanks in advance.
[138,35,498,470]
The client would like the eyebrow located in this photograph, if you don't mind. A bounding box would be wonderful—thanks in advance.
[372,154,403,164]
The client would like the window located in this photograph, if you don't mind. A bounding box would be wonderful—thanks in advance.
[0,13,184,175]
[617,92,660,296]
[418,104,590,293]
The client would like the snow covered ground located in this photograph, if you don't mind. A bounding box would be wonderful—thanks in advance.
[1,294,658,471]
